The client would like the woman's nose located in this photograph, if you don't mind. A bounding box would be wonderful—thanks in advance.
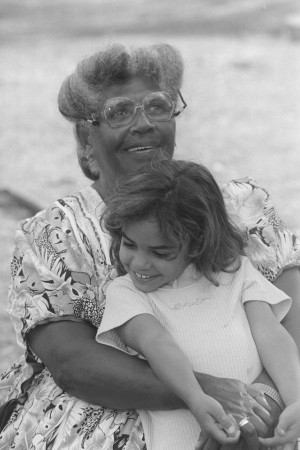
[130,108,155,133]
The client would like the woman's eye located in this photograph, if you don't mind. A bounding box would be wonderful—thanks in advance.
[147,103,164,115]
[110,107,130,119]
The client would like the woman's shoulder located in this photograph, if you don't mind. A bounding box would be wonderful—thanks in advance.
[15,185,109,277]
[18,186,103,232]
[222,176,285,228]
[221,176,283,228]
[221,177,269,205]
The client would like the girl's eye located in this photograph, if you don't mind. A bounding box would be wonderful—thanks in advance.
[122,239,135,249]
[152,251,172,259]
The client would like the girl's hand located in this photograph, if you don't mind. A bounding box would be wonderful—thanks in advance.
[191,394,240,445]
[195,373,272,436]
[259,401,300,450]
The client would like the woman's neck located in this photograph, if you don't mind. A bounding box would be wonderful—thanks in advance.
[92,177,111,202]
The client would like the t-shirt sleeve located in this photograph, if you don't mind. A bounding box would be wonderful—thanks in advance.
[96,276,155,355]
[223,178,300,281]
[8,203,104,348]
[241,258,292,321]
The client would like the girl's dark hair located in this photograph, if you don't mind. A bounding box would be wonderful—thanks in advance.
[102,159,245,285]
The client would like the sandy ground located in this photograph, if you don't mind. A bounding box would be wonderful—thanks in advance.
[0,0,300,373]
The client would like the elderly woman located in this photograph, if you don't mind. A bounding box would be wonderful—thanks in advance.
[0,43,299,450]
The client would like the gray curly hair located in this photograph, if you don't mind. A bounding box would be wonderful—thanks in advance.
[57,43,184,180]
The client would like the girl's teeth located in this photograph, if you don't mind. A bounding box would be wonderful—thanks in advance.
[135,272,151,279]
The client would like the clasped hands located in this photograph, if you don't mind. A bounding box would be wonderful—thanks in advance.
[194,379,282,450]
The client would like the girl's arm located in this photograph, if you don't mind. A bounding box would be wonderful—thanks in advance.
[274,266,300,355]
[244,267,300,439]
[117,313,239,443]
[253,267,300,386]
[245,300,300,447]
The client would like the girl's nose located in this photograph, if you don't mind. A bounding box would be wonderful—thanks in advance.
[132,252,151,270]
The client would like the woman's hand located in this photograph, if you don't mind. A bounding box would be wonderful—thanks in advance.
[195,373,272,436]
[194,376,274,450]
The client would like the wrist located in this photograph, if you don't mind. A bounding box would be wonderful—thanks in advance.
[252,383,285,411]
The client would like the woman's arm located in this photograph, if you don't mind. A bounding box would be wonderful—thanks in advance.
[28,319,180,410]
[28,316,270,435]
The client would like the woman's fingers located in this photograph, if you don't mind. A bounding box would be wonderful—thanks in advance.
[247,413,270,437]
[233,414,260,450]
[244,386,273,433]
[246,385,271,412]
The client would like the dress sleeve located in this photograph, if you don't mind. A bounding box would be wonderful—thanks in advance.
[223,177,300,281]
[8,203,104,349]
[241,258,292,322]
[96,276,154,356]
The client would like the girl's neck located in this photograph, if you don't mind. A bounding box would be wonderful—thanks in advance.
[164,264,202,289]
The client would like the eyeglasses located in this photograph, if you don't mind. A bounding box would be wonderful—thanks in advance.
[86,91,187,128]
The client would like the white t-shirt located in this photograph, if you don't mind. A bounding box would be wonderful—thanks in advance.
[96,256,291,450]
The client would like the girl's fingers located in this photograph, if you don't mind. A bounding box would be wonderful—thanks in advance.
[207,423,240,444]
[214,409,238,437]
[194,433,220,450]
[260,436,288,447]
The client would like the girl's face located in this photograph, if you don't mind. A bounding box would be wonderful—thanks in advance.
[119,218,190,293]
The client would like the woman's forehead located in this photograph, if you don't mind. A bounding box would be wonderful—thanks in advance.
[104,77,161,101]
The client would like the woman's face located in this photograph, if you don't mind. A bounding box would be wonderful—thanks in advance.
[88,77,176,198]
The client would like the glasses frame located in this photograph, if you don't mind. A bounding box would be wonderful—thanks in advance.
[86,90,187,127]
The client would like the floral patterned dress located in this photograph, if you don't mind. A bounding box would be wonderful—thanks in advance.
[0,179,299,449]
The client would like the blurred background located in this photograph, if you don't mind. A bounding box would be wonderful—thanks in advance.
[1,0,300,372]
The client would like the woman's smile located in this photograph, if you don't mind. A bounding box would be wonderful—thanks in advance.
[125,145,161,154]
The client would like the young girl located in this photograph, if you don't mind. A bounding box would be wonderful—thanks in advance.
[97,159,300,450]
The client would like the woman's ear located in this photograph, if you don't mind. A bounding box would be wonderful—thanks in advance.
[74,122,100,180]
[75,122,90,149]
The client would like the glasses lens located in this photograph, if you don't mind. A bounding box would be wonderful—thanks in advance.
[103,92,175,128]
[143,92,174,121]
[104,98,135,127]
